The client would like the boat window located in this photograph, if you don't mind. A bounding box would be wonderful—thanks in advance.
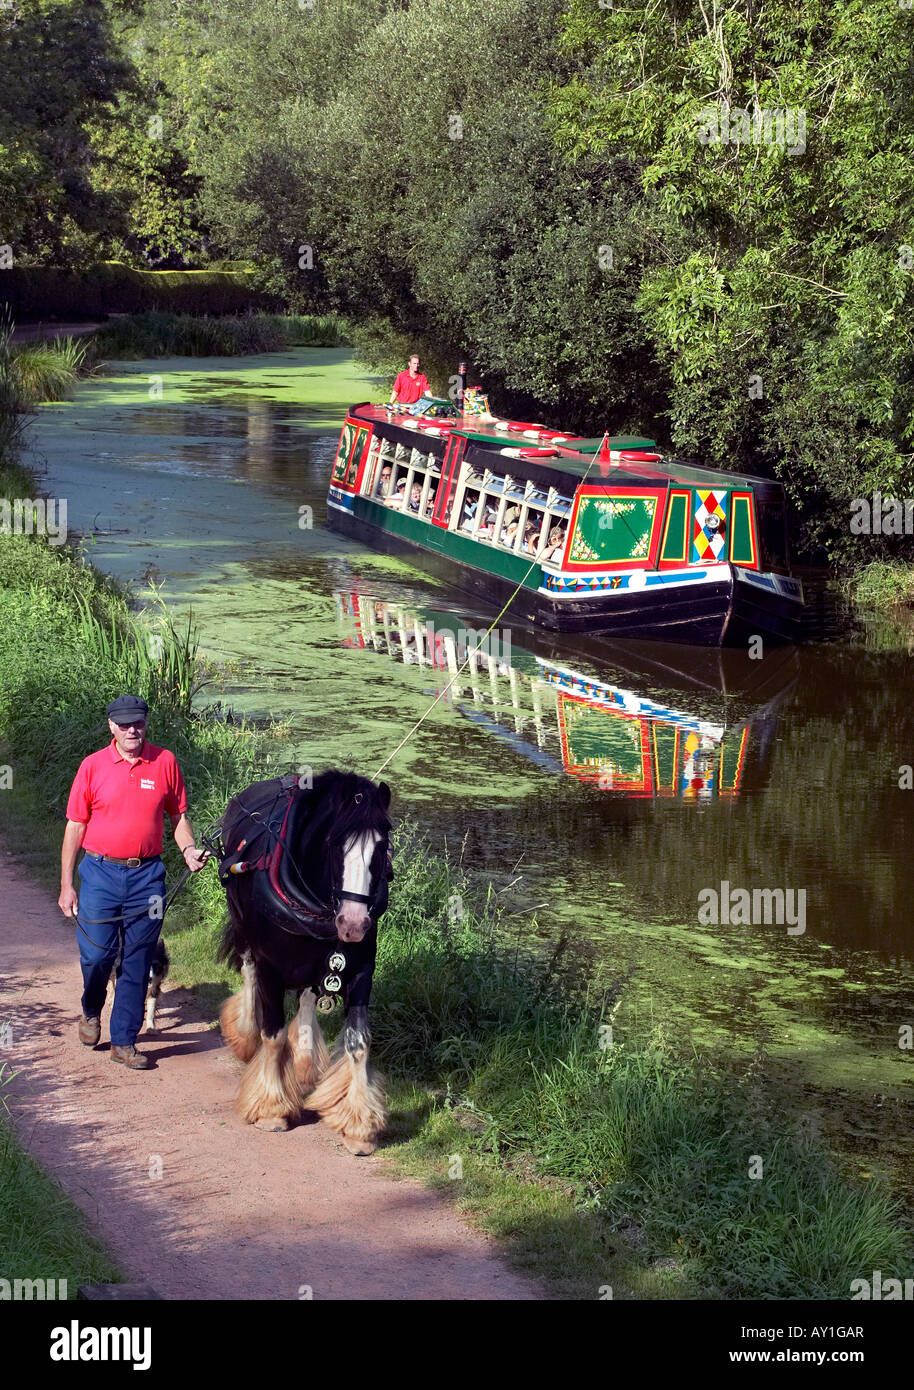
[497,501,524,549]
[390,469,428,515]
[418,470,436,519]
[475,497,499,540]
[364,439,393,497]
[466,474,508,546]
[383,461,410,504]
[515,508,547,557]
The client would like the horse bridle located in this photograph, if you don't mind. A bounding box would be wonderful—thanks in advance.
[226,787,387,932]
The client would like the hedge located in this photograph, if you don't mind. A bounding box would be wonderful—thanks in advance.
[0,262,283,323]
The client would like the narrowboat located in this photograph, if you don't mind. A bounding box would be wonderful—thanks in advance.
[326,393,804,646]
[335,591,798,800]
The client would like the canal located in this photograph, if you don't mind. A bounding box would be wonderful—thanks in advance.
[27,347,914,1190]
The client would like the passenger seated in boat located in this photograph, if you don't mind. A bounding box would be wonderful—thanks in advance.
[541,524,567,563]
[375,464,392,497]
[460,495,480,531]
[408,482,423,513]
[499,506,520,544]
[477,505,498,538]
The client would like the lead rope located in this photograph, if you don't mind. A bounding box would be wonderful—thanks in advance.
[371,445,605,782]
[73,815,225,951]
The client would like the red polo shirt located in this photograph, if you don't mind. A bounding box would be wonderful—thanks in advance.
[393,370,430,405]
[66,740,188,858]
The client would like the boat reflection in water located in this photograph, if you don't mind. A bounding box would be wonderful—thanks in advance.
[335,591,798,801]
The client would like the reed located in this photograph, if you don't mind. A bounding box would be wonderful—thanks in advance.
[72,594,209,720]
[0,313,27,456]
[8,336,91,404]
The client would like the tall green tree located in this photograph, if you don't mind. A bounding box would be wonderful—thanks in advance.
[0,0,135,264]
[549,0,914,557]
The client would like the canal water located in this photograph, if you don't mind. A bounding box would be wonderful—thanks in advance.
[27,348,914,1188]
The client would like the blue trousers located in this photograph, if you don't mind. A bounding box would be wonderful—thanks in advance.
[76,854,166,1048]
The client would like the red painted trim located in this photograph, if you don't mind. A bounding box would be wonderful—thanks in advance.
[557,695,654,793]
[432,437,465,527]
[563,485,666,572]
[729,491,758,569]
[658,488,692,569]
[267,791,296,906]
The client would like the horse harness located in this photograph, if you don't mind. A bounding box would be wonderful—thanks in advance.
[216,774,391,1013]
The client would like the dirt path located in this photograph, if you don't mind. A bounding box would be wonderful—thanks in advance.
[0,851,542,1300]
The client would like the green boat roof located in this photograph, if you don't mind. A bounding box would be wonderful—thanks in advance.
[456,432,655,450]
[348,403,784,498]
[566,437,657,453]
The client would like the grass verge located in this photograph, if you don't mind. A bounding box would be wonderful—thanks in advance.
[846,560,914,611]
[0,1077,122,1296]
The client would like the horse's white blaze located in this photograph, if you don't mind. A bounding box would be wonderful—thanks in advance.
[337,830,381,939]
[342,829,381,895]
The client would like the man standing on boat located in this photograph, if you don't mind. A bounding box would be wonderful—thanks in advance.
[389,353,430,409]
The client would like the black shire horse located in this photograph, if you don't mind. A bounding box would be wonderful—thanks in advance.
[217,769,392,1155]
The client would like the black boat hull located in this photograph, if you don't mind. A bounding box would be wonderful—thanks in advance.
[327,506,801,647]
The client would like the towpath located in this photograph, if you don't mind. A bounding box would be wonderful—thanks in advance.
[0,848,542,1300]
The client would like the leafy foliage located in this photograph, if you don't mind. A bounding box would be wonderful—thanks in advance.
[0,0,136,264]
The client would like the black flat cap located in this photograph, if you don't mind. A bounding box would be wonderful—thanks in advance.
[106,694,149,724]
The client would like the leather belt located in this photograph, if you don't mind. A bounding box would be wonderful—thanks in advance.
[84,851,162,868]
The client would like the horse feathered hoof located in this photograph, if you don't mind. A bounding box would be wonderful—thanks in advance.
[237,1029,300,1128]
[304,1046,387,1156]
[221,988,260,1063]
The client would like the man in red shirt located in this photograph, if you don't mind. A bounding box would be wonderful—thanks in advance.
[59,694,208,1069]
[389,353,430,408]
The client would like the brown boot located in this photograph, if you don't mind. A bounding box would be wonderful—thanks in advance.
[110,1044,151,1070]
[78,1015,101,1048]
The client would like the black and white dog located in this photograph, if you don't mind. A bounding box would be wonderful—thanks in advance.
[110,938,170,1032]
